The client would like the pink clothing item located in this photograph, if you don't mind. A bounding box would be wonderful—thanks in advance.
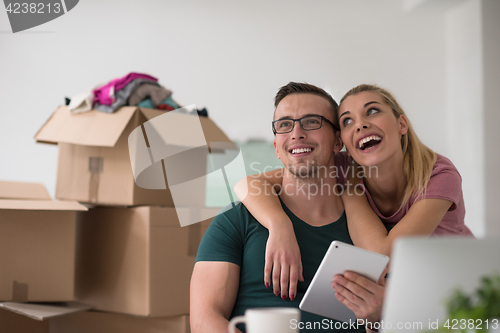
[93,72,157,106]
[335,152,474,237]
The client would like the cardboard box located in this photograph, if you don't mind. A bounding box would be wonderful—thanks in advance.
[0,308,49,333]
[75,206,219,317]
[51,311,190,333]
[34,106,233,206]
[0,304,189,333]
[0,301,91,321]
[0,181,87,302]
[0,180,51,201]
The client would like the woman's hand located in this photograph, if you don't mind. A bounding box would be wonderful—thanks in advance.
[232,169,305,300]
[265,222,304,301]
[332,265,388,331]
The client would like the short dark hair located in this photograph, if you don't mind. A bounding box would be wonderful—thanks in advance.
[274,82,339,128]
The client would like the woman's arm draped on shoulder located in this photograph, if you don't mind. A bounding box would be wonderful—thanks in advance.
[234,168,287,229]
[342,191,452,256]
[343,165,460,256]
[234,169,304,300]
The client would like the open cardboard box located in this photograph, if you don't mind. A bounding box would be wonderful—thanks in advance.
[0,303,189,333]
[0,181,87,302]
[34,106,234,207]
[74,206,221,317]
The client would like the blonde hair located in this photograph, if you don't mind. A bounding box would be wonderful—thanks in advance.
[340,84,437,207]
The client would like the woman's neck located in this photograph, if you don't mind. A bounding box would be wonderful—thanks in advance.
[364,151,407,205]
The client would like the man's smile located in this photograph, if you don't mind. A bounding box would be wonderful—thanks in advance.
[288,145,315,156]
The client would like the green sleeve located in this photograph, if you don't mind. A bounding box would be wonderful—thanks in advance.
[195,203,246,266]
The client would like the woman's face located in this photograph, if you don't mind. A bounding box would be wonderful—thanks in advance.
[338,91,408,167]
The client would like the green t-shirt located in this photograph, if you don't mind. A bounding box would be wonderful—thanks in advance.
[196,200,365,333]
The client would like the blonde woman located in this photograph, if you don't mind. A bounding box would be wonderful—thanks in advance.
[234,84,474,302]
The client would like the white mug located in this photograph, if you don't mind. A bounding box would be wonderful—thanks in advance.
[228,307,301,333]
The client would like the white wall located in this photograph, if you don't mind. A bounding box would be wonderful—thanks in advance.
[445,0,484,237]
[443,0,500,238]
[482,0,500,237]
[0,0,496,235]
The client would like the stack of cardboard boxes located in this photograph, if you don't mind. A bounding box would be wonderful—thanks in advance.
[0,105,232,332]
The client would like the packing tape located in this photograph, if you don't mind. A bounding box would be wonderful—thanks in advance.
[12,281,28,302]
[88,157,104,203]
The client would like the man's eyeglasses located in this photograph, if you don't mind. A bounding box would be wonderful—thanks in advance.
[272,115,339,134]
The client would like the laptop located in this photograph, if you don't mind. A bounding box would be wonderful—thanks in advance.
[381,237,500,333]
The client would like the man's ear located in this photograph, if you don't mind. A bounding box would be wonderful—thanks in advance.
[333,133,343,153]
[399,115,408,135]
[273,139,280,159]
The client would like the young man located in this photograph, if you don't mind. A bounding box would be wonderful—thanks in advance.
[190,82,384,333]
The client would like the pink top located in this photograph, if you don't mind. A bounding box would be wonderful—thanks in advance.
[336,152,474,237]
[93,72,157,106]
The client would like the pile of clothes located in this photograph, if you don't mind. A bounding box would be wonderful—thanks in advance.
[66,72,207,117]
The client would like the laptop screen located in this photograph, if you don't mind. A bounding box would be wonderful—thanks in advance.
[381,237,498,333]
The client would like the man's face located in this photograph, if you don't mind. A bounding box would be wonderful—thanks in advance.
[273,93,341,178]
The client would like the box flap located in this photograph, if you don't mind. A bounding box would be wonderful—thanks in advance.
[0,181,51,200]
[34,106,139,147]
[139,107,234,148]
[35,105,233,149]
[199,116,234,148]
[0,302,92,321]
[128,108,237,194]
[139,107,167,122]
[0,199,88,211]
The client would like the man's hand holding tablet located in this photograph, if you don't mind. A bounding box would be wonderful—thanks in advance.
[333,265,388,332]
[299,241,389,326]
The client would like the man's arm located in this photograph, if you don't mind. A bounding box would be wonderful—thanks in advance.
[190,261,241,333]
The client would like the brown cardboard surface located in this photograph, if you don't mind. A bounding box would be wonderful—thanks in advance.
[0,308,189,333]
[0,180,51,200]
[35,105,233,150]
[0,210,76,302]
[51,311,190,333]
[0,308,49,333]
[53,111,174,205]
[34,106,138,147]
[35,105,233,206]
[0,302,92,321]
[0,199,88,211]
[0,190,85,301]
[75,206,217,317]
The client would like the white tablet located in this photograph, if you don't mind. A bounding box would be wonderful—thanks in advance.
[299,241,389,322]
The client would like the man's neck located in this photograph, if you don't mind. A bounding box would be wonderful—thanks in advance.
[279,169,344,227]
